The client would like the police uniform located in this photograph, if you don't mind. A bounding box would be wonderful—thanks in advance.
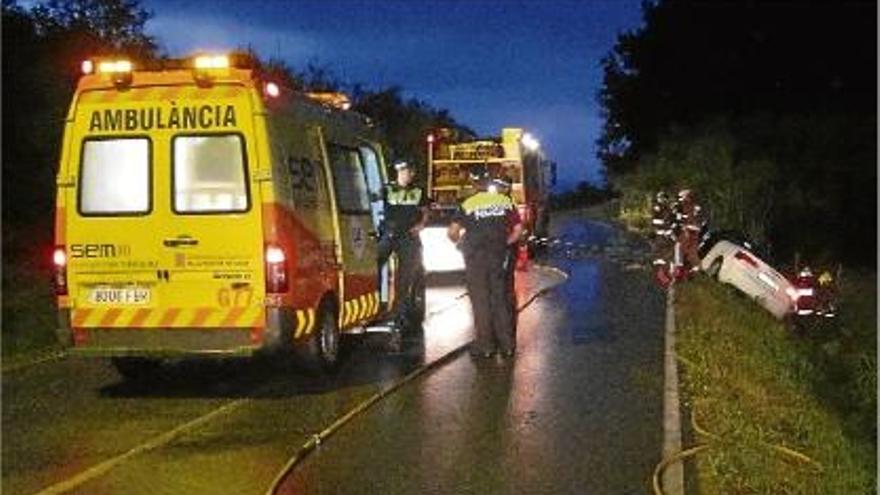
[379,163,428,332]
[453,183,522,357]
[492,177,519,332]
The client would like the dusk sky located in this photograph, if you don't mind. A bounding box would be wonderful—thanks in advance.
[141,0,645,190]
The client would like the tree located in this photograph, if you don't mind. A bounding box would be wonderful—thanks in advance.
[597,0,876,179]
[2,0,159,239]
[597,0,876,266]
[353,86,474,183]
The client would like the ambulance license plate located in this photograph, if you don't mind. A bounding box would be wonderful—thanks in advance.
[89,287,151,305]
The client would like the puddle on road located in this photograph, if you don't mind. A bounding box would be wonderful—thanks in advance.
[542,216,642,346]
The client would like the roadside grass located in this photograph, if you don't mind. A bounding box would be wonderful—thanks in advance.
[675,275,876,494]
[1,251,60,363]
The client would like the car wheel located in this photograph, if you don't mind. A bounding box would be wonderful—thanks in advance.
[112,357,162,381]
[706,257,723,279]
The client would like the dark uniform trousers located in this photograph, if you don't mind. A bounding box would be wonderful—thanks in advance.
[378,233,422,325]
[381,183,426,329]
[465,247,516,353]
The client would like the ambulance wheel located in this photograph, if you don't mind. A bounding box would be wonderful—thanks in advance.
[405,276,426,336]
[296,301,341,373]
[112,357,162,381]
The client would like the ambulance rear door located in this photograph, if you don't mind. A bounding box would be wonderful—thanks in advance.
[159,89,266,337]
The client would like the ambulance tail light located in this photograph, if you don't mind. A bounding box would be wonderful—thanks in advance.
[264,244,289,294]
[53,246,68,296]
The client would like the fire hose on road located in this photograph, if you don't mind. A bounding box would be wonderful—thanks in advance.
[651,287,823,495]
[265,264,570,495]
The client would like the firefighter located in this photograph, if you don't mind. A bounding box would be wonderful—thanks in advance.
[793,266,818,316]
[675,189,704,276]
[448,167,523,358]
[379,161,428,350]
[816,270,837,318]
[650,191,674,272]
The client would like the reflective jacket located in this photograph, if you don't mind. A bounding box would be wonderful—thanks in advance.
[455,191,520,255]
[383,183,426,235]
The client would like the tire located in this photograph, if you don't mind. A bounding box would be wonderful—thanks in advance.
[112,357,162,381]
[295,301,341,373]
[407,273,426,329]
[706,257,723,279]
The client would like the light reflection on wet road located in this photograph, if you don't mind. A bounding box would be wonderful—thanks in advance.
[2,212,664,495]
[277,211,666,495]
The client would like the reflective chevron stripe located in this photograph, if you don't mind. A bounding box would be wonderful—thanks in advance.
[358,295,369,320]
[294,308,316,339]
[70,306,265,328]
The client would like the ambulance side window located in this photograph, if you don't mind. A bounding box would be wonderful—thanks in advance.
[327,144,370,214]
[79,137,151,216]
[172,133,249,214]
[358,145,385,229]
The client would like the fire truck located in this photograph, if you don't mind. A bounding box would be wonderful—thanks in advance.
[420,127,554,272]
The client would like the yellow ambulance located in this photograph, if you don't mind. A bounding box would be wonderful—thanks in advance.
[53,54,397,377]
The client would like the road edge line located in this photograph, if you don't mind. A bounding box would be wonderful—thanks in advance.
[662,284,685,495]
[2,349,67,375]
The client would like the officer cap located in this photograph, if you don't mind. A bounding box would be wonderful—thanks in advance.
[393,161,412,171]
[468,165,489,182]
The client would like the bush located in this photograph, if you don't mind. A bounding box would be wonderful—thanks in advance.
[613,120,777,247]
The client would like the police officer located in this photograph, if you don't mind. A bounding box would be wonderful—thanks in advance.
[490,176,519,330]
[447,167,523,358]
[379,161,428,349]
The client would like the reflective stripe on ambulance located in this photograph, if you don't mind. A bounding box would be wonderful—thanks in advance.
[340,291,380,328]
[70,306,264,328]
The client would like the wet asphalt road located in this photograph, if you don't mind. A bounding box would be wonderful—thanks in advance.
[277,210,667,494]
[2,212,666,495]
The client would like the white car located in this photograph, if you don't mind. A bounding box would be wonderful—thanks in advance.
[698,231,798,320]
